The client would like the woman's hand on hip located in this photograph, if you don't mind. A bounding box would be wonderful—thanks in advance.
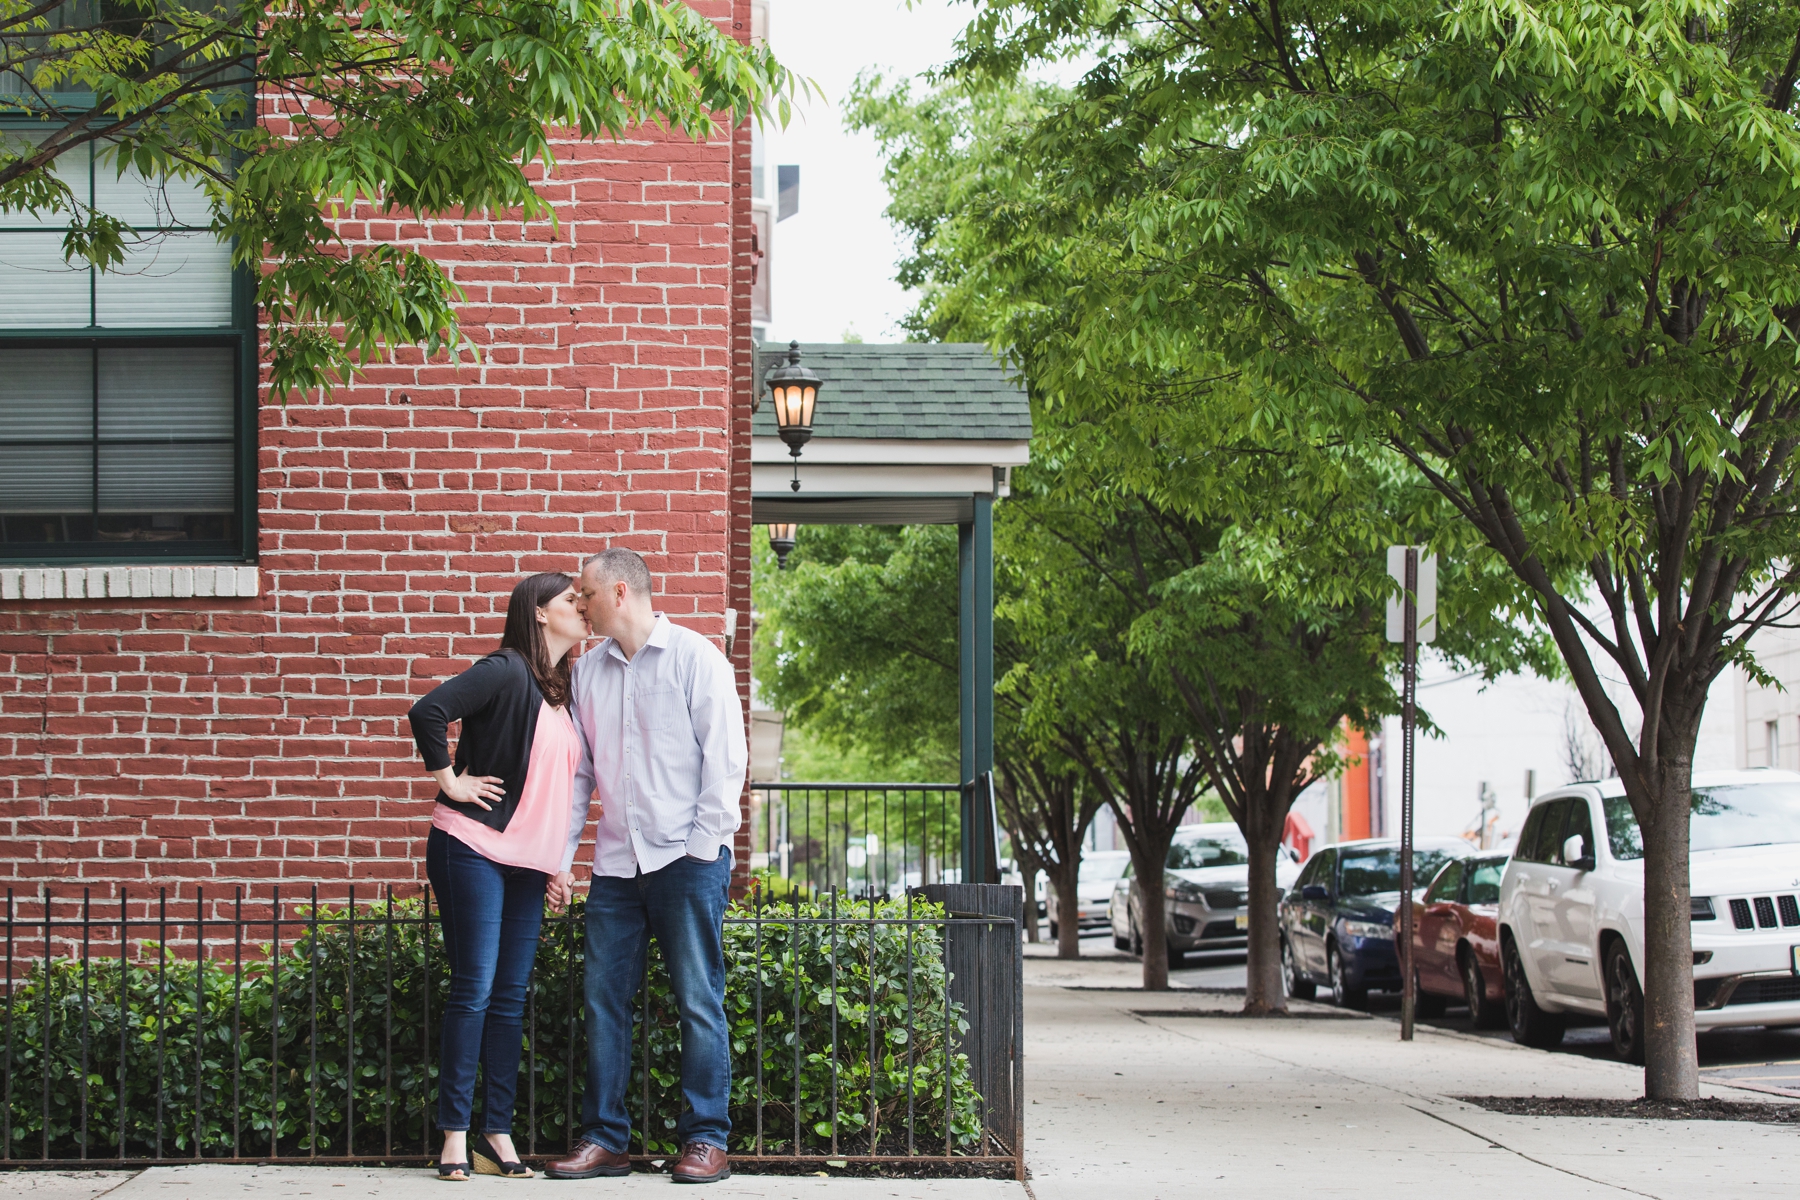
[546,871,577,913]
[430,766,504,810]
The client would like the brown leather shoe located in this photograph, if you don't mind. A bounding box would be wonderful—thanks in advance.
[544,1140,631,1179]
[669,1141,730,1184]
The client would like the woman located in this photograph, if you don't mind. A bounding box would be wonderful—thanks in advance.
[408,572,590,1180]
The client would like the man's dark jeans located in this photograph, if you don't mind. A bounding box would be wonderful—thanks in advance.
[578,849,731,1153]
[425,826,547,1133]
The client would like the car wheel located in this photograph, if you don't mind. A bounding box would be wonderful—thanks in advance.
[1604,940,1646,1065]
[1048,919,1059,941]
[1282,937,1316,1000]
[1113,929,1130,951]
[1168,942,1186,969]
[1461,949,1503,1029]
[1129,917,1144,959]
[1501,935,1565,1048]
[1413,970,1448,1019]
[1327,943,1366,1009]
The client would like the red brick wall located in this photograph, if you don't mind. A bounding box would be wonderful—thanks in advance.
[0,21,756,914]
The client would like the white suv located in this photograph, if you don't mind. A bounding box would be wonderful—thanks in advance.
[1498,769,1800,1061]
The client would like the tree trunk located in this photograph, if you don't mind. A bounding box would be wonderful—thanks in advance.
[1052,867,1082,959]
[1641,740,1699,1099]
[1243,817,1287,1014]
[1139,860,1169,990]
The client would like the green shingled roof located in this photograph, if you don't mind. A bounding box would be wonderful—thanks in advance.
[754,343,1030,441]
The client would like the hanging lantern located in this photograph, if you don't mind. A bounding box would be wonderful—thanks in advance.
[764,340,822,492]
[768,523,797,569]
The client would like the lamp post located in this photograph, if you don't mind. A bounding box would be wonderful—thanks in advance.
[766,339,820,492]
[768,523,797,570]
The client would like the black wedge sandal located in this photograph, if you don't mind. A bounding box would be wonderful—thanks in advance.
[472,1136,535,1178]
[436,1161,471,1182]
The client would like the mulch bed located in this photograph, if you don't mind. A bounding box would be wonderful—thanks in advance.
[1456,1096,1800,1124]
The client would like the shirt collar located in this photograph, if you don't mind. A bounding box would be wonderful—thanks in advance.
[603,613,670,664]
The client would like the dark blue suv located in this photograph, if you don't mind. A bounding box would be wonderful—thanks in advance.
[1278,838,1470,1007]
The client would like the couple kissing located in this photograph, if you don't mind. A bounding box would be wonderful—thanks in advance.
[407,547,746,1183]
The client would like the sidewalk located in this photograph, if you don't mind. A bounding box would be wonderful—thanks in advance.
[1023,984,1797,1199]
[13,975,1798,1200]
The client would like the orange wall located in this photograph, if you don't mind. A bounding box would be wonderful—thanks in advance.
[1341,723,1371,841]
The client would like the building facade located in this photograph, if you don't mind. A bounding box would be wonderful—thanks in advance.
[0,0,760,908]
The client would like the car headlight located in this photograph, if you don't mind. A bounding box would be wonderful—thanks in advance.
[1166,881,1204,902]
[1340,919,1393,941]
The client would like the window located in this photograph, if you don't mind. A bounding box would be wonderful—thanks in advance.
[1167,833,1250,869]
[1768,720,1781,769]
[1294,850,1330,893]
[0,133,253,561]
[1516,800,1565,864]
[1466,858,1505,905]
[1337,846,1459,897]
[1603,783,1800,861]
[1557,801,1594,866]
[1423,858,1464,904]
[1078,852,1130,883]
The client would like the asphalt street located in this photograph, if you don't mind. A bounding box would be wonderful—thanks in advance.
[1053,929,1800,1096]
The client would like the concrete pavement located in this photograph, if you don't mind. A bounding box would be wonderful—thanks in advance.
[1022,983,1797,1199]
[5,1166,1023,1200]
[10,969,1799,1200]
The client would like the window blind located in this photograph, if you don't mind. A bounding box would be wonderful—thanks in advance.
[0,136,232,330]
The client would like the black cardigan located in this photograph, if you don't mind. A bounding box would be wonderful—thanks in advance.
[408,648,544,833]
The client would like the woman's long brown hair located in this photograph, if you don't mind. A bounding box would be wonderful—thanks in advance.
[500,572,574,708]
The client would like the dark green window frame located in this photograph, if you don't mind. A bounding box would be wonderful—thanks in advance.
[0,129,258,566]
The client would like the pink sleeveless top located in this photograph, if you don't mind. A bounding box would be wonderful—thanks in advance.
[432,701,581,875]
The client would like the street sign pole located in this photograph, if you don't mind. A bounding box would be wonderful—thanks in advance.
[1399,548,1418,1042]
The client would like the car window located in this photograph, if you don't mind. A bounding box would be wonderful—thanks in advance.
[1466,857,1505,904]
[1120,858,1133,879]
[1602,782,1800,861]
[1557,801,1595,866]
[1167,835,1251,869]
[1519,800,1567,863]
[1423,859,1464,903]
[1079,853,1130,883]
[1338,847,1458,897]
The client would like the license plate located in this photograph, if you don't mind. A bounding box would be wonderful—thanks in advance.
[1235,913,1249,931]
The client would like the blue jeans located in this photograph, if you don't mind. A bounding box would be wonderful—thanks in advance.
[579,848,731,1153]
[425,827,547,1134]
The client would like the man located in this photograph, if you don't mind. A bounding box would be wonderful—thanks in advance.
[546,548,747,1184]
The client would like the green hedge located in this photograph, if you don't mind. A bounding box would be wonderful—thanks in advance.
[0,896,983,1159]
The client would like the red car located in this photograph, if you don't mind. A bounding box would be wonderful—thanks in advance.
[1410,852,1507,1027]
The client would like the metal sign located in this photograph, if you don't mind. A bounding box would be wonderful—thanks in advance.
[1385,547,1437,644]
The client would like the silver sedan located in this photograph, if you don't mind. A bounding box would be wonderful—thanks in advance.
[1109,824,1299,965]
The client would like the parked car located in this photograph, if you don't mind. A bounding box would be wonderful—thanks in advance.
[1410,853,1508,1027]
[1279,837,1471,1007]
[1046,850,1132,938]
[1498,769,1800,1062]
[1109,824,1299,965]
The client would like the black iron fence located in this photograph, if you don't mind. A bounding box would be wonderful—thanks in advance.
[749,782,966,898]
[0,883,1022,1177]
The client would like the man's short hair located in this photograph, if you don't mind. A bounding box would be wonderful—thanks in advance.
[582,547,653,598]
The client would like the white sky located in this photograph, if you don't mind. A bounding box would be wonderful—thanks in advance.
[760,0,975,343]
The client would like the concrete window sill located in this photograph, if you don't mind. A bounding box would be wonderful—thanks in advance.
[0,565,260,601]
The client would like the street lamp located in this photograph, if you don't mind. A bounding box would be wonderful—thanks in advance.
[766,339,820,492]
[768,523,797,570]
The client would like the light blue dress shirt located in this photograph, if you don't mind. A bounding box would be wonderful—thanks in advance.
[568,615,747,878]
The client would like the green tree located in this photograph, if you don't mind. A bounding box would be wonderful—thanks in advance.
[753,523,1106,958]
[1,0,795,396]
[948,0,1800,1094]
[848,71,1545,1005]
